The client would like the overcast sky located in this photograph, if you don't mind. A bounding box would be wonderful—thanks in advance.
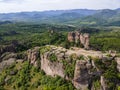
[0,0,120,13]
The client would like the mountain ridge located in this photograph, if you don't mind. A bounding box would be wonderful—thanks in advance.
[0,8,120,26]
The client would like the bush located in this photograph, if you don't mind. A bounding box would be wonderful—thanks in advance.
[62,59,76,78]
[40,46,51,54]
[49,53,57,62]
[103,61,118,89]
[94,58,107,71]
[93,80,101,90]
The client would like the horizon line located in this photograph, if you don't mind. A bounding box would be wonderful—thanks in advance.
[0,7,119,14]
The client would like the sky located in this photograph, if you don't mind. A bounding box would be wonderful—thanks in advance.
[0,0,120,13]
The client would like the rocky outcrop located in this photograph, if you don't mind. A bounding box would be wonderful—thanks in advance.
[116,57,120,72]
[0,52,24,72]
[1,45,119,90]
[27,47,40,67]
[73,60,90,90]
[40,46,66,78]
[39,46,120,90]
[0,58,15,72]
[41,53,65,78]
[100,76,108,90]
[0,52,17,61]
[80,33,90,49]
[68,31,90,49]
[68,32,75,42]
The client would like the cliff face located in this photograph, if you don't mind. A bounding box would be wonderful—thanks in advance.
[40,46,66,78]
[27,47,40,67]
[68,31,90,49]
[26,45,119,90]
[41,46,118,90]
[41,53,65,78]
[73,60,90,90]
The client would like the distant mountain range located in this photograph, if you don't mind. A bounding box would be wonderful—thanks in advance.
[0,8,120,26]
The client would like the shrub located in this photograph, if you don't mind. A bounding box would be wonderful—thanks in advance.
[94,58,107,71]
[40,46,51,54]
[62,59,76,78]
[93,80,101,90]
[49,53,57,62]
[77,55,84,60]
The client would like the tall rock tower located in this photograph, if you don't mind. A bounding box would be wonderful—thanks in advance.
[67,31,90,49]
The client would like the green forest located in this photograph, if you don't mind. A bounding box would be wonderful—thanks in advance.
[0,23,120,52]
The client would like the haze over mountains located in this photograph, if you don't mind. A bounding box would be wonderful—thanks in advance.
[0,8,120,26]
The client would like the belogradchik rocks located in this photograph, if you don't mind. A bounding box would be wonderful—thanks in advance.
[27,47,40,67]
[26,45,120,90]
[0,41,25,72]
[0,52,25,72]
[68,31,90,49]
[0,44,120,90]
[73,60,90,90]
[41,53,65,78]
[40,46,65,77]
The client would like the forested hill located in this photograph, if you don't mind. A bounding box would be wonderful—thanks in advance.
[0,8,120,26]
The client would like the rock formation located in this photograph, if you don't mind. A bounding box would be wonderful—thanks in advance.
[67,31,90,49]
[100,76,108,90]
[40,46,66,78]
[116,57,120,72]
[27,47,40,67]
[73,60,90,90]
[0,52,24,72]
[0,58,15,72]
[0,45,120,90]
[68,32,75,42]
[41,46,119,90]
[41,53,65,78]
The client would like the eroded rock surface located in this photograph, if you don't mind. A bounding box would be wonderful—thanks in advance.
[73,60,90,90]
[0,58,15,72]
[100,76,108,90]
[68,31,90,49]
[41,53,65,78]
[27,47,40,67]
[0,52,24,72]
[0,45,119,90]
[116,57,120,72]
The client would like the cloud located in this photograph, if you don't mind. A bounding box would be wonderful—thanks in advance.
[0,0,24,3]
[0,0,120,13]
